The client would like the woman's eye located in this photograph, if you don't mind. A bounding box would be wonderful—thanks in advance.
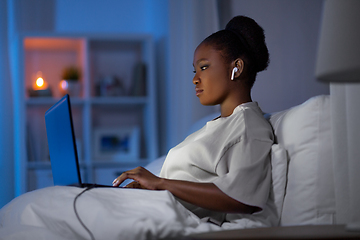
[200,65,208,71]
[193,65,209,73]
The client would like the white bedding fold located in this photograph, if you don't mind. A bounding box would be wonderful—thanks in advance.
[0,186,217,239]
[0,186,268,239]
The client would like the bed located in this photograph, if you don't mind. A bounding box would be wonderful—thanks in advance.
[0,95,337,240]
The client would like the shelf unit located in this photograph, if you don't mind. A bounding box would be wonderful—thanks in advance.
[14,33,159,194]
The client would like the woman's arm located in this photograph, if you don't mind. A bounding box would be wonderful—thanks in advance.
[112,167,260,214]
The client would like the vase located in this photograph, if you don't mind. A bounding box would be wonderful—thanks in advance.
[59,80,81,97]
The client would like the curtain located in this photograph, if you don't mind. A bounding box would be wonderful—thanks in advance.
[330,83,360,227]
[166,0,220,149]
[320,0,360,228]
[0,0,14,208]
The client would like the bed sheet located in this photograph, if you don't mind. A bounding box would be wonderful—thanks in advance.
[0,185,273,240]
[0,186,220,240]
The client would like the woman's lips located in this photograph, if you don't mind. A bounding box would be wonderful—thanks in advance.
[195,88,203,96]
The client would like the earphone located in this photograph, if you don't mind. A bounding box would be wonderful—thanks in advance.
[231,67,238,80]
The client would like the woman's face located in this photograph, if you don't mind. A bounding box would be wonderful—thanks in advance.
[193,43,232,106]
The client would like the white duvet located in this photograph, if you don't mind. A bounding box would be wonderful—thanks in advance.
[0,185,277,240]
[0,186,217,240]
[0,153,283,240]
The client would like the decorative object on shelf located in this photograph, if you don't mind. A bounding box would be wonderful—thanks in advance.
[130,62,147,96]
[59,66,82,97]
[95,75,126,97]
[28,71,52,97]
[93,126,140,161]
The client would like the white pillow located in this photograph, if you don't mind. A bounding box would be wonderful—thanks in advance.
[270,144,288,225]
[269,95,336,226]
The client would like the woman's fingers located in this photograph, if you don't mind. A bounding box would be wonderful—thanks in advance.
[112,167,148,187]
[112,167,161,189]
[112,170,135,186]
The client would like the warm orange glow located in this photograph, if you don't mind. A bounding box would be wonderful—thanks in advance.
[36,77,45,88]
[33,72,48,90]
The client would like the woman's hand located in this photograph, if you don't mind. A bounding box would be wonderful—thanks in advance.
[112,167,163,190]
[112,167,260,214]
[124,181,145,189]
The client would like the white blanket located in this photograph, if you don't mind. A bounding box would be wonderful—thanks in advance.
[0,185,272,240]
[0,186,210,240]
[0,154,281,239]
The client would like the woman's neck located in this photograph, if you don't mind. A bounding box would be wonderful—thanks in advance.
[220,97,252,117]
[220,87,252,117]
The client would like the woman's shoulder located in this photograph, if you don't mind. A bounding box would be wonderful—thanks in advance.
[240,102,274,141]
[211,102,274,143]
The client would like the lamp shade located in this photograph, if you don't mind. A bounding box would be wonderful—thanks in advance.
[315,0,360,82]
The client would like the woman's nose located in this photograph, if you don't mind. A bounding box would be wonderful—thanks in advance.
[193,75,200,85]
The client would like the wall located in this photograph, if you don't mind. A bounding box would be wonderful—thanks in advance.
[228,0,328,113]
[5,1,330,196]
[56,0,150,34]
[165,0,329,152]
[6,0,170,201]
[165,0,220,151]
[54,0,171,155]
[14,0,170,156]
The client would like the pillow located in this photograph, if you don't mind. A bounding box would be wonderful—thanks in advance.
[269,95,336,226]
[270,144,288,225]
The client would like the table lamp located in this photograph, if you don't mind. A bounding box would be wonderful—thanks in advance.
[315,0,360,82]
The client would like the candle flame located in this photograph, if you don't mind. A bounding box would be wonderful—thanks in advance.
[33,72,48,90]
[36,77,45,88]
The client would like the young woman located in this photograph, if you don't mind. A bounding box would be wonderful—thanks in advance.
[113,15,275,225]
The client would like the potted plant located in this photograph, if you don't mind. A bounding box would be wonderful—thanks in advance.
[59,66,82,97]
[62,66,81,81]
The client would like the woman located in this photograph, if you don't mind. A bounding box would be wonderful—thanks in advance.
[113,15,275,225]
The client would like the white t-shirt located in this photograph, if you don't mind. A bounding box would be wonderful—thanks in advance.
[160,102,275,225]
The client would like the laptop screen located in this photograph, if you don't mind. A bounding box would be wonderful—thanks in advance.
[45,94,81,186]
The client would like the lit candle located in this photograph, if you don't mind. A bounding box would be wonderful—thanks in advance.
[33,71,48,90]
[36,77,44,88]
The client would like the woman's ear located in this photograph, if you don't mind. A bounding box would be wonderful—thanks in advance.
[233,59,244,79]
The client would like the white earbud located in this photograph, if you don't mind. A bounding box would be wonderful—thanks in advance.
[231,67,238,80]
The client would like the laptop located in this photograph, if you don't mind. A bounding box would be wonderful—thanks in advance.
[45,94,118,188]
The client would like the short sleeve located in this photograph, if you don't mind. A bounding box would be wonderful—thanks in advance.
[213,137,272,209]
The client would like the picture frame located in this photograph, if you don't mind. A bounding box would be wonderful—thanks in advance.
[93,126,140,161]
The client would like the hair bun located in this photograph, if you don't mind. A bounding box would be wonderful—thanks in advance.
[225,16,269,73]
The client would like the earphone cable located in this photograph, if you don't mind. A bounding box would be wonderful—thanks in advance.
[73,186,96,240]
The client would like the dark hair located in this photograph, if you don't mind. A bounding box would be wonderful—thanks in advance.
[202,16,269,88]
